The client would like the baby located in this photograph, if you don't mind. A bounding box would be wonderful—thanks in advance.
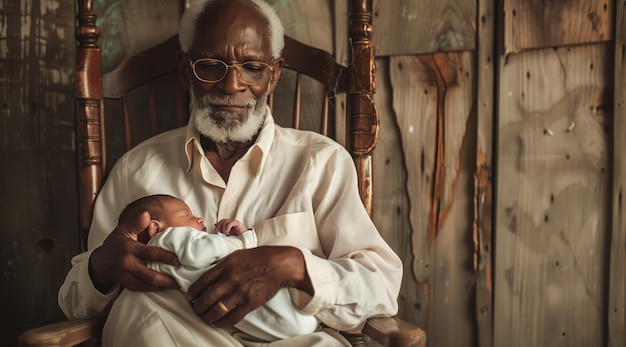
[113,194,319,342]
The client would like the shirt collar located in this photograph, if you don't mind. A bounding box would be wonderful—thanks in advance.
[184,105,276,175]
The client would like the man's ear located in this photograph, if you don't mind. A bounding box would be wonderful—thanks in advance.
[267,57,284,94]
[177,50,191,91]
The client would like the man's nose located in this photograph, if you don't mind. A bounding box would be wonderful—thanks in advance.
[218,66,247,92]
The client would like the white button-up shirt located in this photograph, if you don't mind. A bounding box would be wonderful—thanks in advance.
[58,108,402,331]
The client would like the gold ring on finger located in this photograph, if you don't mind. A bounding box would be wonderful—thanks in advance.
[216,300,230,316]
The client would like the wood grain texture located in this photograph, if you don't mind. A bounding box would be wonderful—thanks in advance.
[0,0,78,344]
[389,52,476,347]
[373,58,427,329]
[504,0,613,55]
[75,0,105,238]
[494,44,611,347]
[475,0,495,346]
[608,0,626,345]
[372,0,476,56]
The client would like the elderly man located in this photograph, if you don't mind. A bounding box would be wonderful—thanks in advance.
[59,0,402,345]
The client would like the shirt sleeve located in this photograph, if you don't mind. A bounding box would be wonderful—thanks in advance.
[57,155,131,319]
[57,250,122,319]
[291,146,403,331]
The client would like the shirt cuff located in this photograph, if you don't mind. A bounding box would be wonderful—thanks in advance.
[240,228,258,248]
[76,250,122,313]
[289,247,335,316]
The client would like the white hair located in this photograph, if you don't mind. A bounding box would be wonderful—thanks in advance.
[179,0,285,58]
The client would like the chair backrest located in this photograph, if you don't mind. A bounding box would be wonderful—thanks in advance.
[74,0,378,246]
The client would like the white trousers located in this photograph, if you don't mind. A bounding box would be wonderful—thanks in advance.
[103,289,352,347]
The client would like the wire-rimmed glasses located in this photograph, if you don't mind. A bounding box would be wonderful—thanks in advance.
[189,58,274,86]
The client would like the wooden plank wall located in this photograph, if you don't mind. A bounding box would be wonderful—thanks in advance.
[609,1,626,346]
[373,1,620,347]
[494,1,614,346]
[494,44,610,346]
[372,0,481,346]
[0,1,78,345]
[503,0,612,55]
[373,0,475,55]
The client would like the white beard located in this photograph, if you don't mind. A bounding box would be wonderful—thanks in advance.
[190,88,268,143]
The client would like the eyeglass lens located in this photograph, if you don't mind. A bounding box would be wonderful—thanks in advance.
[192,59,272,85]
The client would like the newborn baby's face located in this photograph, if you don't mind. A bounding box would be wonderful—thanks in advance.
[163,198,207,231]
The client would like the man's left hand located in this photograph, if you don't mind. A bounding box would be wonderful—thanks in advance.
[186,246,313,327]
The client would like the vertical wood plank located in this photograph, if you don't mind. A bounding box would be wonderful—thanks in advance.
[373,57,425,328]
[389,52,477,347]
[428,52,477,347]
[609,0,626,345]
[387,55,437,331]
[494,45,611,347]
[503,0,613,55]
[474,0,494,346]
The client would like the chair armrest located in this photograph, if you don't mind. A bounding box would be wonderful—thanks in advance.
[18,318,105,347]
[362,316,426,347]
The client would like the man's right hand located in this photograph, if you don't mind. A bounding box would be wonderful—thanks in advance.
[88,211,180,293]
